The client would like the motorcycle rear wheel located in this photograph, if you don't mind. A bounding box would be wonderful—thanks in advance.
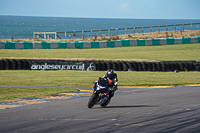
[88,93,98,108]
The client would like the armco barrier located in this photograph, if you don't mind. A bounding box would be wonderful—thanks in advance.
[1,36,200,49]
[0,59,200,72]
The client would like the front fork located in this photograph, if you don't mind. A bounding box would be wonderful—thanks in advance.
[96,92,109,104]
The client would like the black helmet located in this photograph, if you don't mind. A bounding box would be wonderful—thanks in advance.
[107,69,114,79]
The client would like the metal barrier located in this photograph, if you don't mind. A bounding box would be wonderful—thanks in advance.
[33,23,200,40]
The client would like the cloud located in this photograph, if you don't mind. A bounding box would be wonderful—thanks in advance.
[119,3,132,13]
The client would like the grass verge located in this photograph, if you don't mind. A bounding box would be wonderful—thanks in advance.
[0,87,79,101]
[0,43,200,61]
[0,70,199,87]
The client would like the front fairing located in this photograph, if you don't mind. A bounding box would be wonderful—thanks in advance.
[93,80,108,93]
[92,79,110,105]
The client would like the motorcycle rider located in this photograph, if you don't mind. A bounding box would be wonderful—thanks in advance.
[103,69,118,98]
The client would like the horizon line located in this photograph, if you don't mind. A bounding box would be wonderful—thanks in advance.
[1,14,200,20]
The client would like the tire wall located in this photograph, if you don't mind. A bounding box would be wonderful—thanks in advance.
[0,59,200,71]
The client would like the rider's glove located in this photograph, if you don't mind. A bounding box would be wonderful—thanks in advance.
[109,87,116,92]
[113,86,117,91]
[108,87,113,91]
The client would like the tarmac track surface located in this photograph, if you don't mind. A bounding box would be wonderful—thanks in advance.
[0,86,200,133]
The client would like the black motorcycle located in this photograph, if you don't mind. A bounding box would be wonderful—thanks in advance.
[88,77,113,108]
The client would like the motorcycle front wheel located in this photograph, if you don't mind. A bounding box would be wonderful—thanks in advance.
[88,93,98,108]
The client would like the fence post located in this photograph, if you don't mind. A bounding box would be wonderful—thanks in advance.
[65,32,67,39]
[108,29,110,37]
[158,26,160,33]
[48,35,49,39]
[174,25,176,32]
[73,31,76,40]
[166,25,168,32]
[150,26,152,34]
[37,33,39,39]
[44,32,46,39]
[33,32,35,39]
[100,30,101,39]
[82,31,84,39]
[134,27,135,34]
[91,30,93,38]
[125,28,127,35]
[183,24,184,31]
[116,28,118,36]
[191,23,192,30]
[55,32,57,40]
[142,26,143,34]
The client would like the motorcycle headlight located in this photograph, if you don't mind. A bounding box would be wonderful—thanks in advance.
[97,86,100,90]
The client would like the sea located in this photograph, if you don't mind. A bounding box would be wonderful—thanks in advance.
[0,15,200,39]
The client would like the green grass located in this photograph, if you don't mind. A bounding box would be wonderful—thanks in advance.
[0,87,79,101]
[0,43,200,61]
[0,70,199,87]
[1,43,200,101]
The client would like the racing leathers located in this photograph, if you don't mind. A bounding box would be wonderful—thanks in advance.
[103,72,118,98]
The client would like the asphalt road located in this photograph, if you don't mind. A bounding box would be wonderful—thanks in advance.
[0,86,200,133]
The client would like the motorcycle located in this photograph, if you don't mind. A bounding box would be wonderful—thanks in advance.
[88,77,113,108]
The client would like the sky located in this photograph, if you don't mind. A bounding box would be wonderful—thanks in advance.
[0,0,200,19]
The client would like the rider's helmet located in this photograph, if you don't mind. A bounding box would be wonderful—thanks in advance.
[107,69,114,79]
